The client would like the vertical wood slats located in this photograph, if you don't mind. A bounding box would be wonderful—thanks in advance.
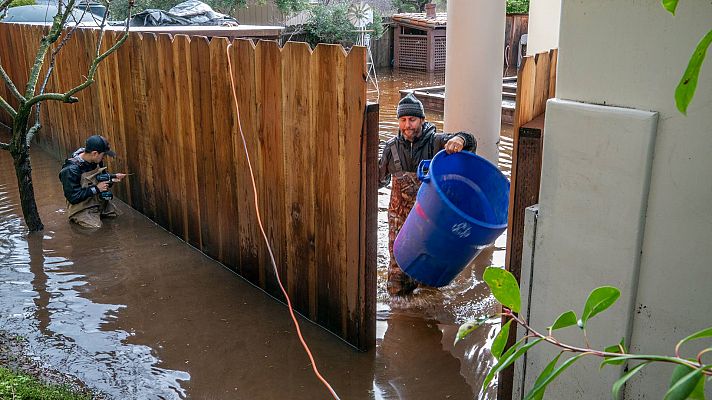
[505,49,558,280]
[0,24,376,351]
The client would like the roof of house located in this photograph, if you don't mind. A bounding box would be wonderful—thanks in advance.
[391,12,447,29]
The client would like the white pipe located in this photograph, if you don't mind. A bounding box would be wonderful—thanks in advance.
[444,0,506,165]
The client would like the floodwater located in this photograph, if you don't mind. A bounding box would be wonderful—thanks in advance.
[0,68,513,399]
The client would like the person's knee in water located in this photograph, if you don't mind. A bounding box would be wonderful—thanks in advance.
[378,93,477,296]
[58,135,127,229]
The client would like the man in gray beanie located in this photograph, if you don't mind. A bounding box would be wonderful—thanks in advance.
[379,93,477,296]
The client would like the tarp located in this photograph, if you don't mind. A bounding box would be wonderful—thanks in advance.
[128,0,238,27]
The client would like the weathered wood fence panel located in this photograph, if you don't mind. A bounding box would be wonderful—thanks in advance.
[505,49,558,280]
[0,24,376,350]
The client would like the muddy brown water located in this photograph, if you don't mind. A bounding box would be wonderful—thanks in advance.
[0,69,512,399]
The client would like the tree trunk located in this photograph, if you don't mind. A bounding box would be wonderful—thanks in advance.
[11,144,44,232]
[8,104,44,231]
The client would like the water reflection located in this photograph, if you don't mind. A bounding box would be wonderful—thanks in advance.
[0,180,190,398]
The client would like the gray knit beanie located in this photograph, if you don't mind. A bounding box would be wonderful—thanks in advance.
[397,93,425,118]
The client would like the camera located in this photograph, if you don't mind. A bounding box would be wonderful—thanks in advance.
[96,172,116,200]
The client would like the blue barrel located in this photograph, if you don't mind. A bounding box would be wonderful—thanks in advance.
[393,150,509,287]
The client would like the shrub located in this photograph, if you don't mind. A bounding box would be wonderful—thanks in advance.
[303,2,358,47]
[506,0,529,14]
[302,2,385,47]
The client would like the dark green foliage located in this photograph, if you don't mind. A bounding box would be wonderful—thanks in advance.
[8,0,35,7]
[366,8,384,40]
[303,2,357,46]
[0,367,90,400]
[109,0,181,20]
[391,0,428,13]
[506,0,529,14]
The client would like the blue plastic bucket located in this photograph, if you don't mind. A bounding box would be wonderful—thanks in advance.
[393,150,509,287]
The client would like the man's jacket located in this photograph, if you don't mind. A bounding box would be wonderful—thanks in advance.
[378,122,476,188]
[58,148,102,205]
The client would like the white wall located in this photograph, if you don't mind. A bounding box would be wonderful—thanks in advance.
[444,0,506,164]
[526,0,561,54]
[519,0,712,398]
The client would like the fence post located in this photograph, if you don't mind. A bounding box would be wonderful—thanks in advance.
[358,102,379,351]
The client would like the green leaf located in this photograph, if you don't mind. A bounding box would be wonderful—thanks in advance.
[527,353,563,400]
[524,353,586,400]
[454,315,496,345]
[578,286,620,329]
[689,371,706,400]
[664,366,703,400]
[482,338,543,390]
[491,320,513,359]
[601,338,628,367]
[548,310,577,332]
[483,267,521,313]
[661,0,679,15]
[676,30,712,115]
[612,362,650,399]
[677,326,712,352]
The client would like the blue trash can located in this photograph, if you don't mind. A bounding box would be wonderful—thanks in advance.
[393,150,509,287]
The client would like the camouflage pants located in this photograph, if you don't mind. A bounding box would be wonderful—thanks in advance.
[387,172,422,296]
[67,166,121,229]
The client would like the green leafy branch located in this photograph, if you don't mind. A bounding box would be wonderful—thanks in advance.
[456,267,712,400]
[661,0,712,115]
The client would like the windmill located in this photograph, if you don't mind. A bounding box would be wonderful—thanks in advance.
[347,1,379,100]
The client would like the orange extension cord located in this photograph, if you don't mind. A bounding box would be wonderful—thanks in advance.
[225,44,341,400]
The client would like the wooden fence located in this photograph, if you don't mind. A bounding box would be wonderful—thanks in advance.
[505,49,558,280]
[0,24,377,351]
[234,0,286,25]
[500,49,558,400]
[504,14,528,73]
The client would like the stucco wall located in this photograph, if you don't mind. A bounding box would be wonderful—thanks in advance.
[520,1,712,398]
[526,0,561,54]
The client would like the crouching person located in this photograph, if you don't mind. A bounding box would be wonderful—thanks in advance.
[58,135,126,229]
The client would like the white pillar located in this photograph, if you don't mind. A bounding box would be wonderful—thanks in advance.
[444,0,506,164]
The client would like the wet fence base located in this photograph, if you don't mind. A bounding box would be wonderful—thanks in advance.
[0,24,378,350]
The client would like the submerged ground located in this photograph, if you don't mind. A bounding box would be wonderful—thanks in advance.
[0,68,511,399]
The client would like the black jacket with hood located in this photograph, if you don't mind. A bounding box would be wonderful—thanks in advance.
[378,122,476,188]
[58,148,103,205]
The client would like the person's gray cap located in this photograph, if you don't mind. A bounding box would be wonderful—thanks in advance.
[85,135,116,157]
[397,93,425,119]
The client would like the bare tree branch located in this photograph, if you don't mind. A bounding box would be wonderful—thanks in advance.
[34,4,90,128]
[0,64,25,102]
[24,0,79,99]
[0,94,17,118]
[0,0,13,19]
[26,17,132,109]
[26,123,41,146]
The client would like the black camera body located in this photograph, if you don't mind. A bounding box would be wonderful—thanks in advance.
[96,172,116,200]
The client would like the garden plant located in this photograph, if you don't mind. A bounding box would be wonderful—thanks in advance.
[457,267,712,399]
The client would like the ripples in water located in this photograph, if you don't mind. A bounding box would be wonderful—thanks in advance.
[0,184,190,398]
